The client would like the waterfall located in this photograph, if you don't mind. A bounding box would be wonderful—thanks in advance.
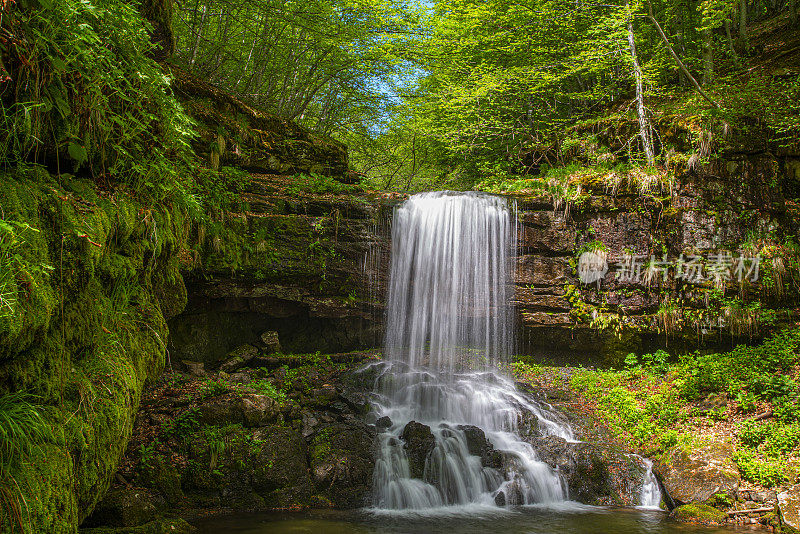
[371,192,573,511]
[639,458,663,509]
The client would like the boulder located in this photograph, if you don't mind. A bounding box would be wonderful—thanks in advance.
[240,394,280,427]
[778,485,800,531]
[671,503,727,524]
[529,435,648,506]
[180,360,205,377]
[249,426,314,508]
[260,331,282,354]
[376,416,392,429]
[197,394,278,427]
[219,344,258,373]
[401,421,436,479]
[309,421,376,508]
[656,440,740,505]
[82,487,157,528]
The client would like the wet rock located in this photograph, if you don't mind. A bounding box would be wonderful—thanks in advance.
[494,491,506,507]
[219,344,258,372]
[241,394,280,427]
[529,436,647,506]
[401,421,436,479]
[82,487,157,528]
[197,394,278,427]
[376,416,392,429]
[778,485,800,531]
[305,385,338,408]
[309,421,376,508]
[656,440,740,505]
[516,409,541,438]
[458,425,492,457]
[249,425,314,508]
[260,331,282,354]
[670,503,727,524]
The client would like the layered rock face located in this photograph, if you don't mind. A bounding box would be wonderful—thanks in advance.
[513,140,800,363]
[167,174,394,367]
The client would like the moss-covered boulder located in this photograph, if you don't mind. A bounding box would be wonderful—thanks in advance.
[670,503,728,524]
[309,421,376,508]
[779,485,800,532]
[656,440,740,505]
[529,435,649,506]
[82,488,157,528]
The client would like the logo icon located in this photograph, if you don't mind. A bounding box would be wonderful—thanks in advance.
[578,251,608,285]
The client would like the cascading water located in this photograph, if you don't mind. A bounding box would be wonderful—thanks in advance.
[371,191,575,511]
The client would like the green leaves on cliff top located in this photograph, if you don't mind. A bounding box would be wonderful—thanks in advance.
[1,0,194,197]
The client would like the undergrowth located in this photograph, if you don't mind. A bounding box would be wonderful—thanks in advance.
[514,327,800,488]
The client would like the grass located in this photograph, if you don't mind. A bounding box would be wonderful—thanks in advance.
[0,392,53,531]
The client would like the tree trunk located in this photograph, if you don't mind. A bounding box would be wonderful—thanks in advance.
[725,19,741,67]
[702,29,714,85]
[738,0,748,51]
[646,1,720,107]
[189,4,207,71]
[627,7,655,165]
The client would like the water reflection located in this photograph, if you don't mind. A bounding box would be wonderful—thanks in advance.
[193,507,755,534]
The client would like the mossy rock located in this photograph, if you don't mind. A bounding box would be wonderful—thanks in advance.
[670,503,727,524]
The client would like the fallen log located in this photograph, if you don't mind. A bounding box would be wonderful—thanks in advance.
[727,507,774,516]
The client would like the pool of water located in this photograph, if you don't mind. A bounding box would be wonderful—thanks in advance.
[193,504,757,534]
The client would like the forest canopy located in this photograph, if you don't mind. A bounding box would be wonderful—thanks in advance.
[1,0,798,193]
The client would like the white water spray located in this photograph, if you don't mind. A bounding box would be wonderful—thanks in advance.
[371,192,573,511]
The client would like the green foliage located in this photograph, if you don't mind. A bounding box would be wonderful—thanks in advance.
[173,0,418,142]
[0,392,52,474]
[199,379,228,400]
[1,0,193,197]
[249,379,287,405]
[676,328,800,402]
[162,407,200,438]
[286,172,357,195]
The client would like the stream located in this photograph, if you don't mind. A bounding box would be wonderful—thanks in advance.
[193,507,755,533]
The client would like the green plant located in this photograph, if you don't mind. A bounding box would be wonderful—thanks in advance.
[199,379,228,400]
[0,392,53,530]
[162,407,200,438]
[1,0,194,198]
[249,379,287,405]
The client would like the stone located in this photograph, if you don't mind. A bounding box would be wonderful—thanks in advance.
[457,425,493,458]
[376,416,392,429]
[240,394,279,427]
[309,421,376,508]
[656,440,740,505]
[82,487,157,528]
[181,360,205,377]
[222,344,258,368]
[778,485,800,531]
[529,435,650,506]
[400,421,436,479]
[249,426,314,508]
[260,331,282,354]
[671,503,727,524]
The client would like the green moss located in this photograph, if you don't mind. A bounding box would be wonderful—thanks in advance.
[0,168,189,533]
[671,503,727,524]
